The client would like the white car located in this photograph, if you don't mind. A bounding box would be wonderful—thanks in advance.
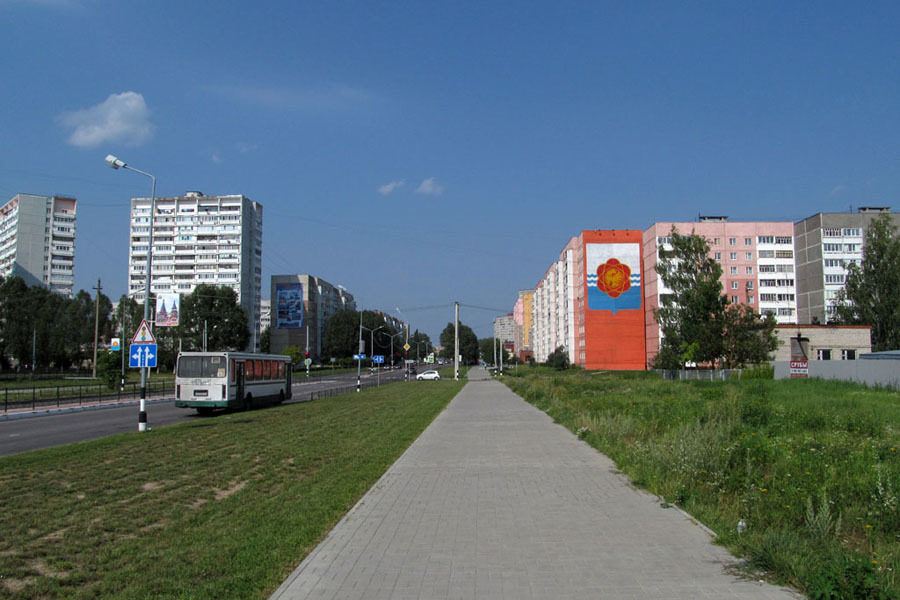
[416,370,441,381]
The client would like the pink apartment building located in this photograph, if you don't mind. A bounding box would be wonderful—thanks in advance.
[643,217,797,366]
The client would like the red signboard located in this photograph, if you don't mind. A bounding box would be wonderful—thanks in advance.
[790,360,809,378]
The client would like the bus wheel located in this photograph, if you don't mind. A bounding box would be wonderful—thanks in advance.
[278,390,285,404]
[196,407,214,416]
[243,394,253,411]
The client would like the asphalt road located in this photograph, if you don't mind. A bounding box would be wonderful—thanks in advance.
[0,368,411,457]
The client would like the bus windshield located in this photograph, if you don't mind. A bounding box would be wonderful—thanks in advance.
[177,355,227,379]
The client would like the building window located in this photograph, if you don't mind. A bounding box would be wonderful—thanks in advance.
[823,228,841,237]
[714,252,722,260]
[844,244,860,252]
[778,307,794,316]
[744,237,752,245]
[825,274,845,284]
[730,252,737,260]
[842,349,857,360]
[748,295,755,304]
[731,295,739,303]
[823,243,842,253]
[843,228,861,237]
[775,236,792,244]
[729,238,737,246]
[746,266,754,275]
[817,349,832,360]
[745,252,753,260]
[758,236,774,244]
[731,281,739,289]
[746,281,754,289]
[775,250,794,259]
[759,250,774,258]
[731,266,738,275]
[712,237,720,245]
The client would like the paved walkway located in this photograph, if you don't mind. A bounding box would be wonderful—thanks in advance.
[271,368,799,599]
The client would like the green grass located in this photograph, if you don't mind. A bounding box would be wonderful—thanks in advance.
[504,369,900,599]
[0,379,463,599]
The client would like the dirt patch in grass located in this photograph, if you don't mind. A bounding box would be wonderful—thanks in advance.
[214,480,246,501]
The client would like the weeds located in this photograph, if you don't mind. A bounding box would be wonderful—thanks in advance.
[504,371,900,599]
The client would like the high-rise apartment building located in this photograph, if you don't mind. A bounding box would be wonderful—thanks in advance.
[270,274,356,359]
[128,191,263,349]
[532,231,646,370]
[643,218,797,365]
[493,314,516,344]
[0,194,76,297]
[513,289,534,359]
[795,207,900,324]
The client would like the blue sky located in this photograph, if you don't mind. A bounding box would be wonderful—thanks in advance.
[2,1,899,340]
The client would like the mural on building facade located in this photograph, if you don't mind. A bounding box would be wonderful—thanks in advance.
[586,243,642,313]
[276,283,304,329]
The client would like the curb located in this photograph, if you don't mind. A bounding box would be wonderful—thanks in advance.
[0,397,173,422]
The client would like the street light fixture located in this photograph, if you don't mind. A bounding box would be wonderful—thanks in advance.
[385,331,404,368]
[106,154,156,432]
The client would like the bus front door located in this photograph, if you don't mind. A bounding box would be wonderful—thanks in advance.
[236,362,245,407]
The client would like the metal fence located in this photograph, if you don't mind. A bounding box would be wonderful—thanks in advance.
[655,369,749,381]
[2,380,175,413]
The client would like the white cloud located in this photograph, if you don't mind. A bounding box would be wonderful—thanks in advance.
[59,91,154,148]
[378,180,405,196]
[415,177,444,196]
[211,153,223,164]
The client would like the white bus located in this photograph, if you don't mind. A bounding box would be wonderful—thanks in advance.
[175,352,293,414]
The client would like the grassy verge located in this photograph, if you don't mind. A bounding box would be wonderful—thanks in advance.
[504,369,900,599]
[0,379,464,599]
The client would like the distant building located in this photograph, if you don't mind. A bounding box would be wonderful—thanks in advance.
[260,299,271,333]
[270,275,356,359]
[794,207,900,324]
[0,194,77,297]
[127,191,263,350]
[513,289,534,359]
[493,314,515,344]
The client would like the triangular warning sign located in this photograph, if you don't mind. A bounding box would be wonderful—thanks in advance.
[131,319,156,344]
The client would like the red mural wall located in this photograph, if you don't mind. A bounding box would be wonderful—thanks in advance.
[581,230,647,370]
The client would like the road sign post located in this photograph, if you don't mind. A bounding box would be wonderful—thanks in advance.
[130,319,157,431]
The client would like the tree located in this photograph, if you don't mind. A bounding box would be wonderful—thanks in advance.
[259,326,271,353]
[174,284,249,352]
[439,322,478,364]
[322,309,362,359]
[835,213,900,352]
[720,304,778,368]
[546,346,569,370]
[478,338,495,364]
[653,229,728,369]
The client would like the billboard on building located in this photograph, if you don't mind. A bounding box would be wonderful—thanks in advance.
[276,283,303,329]
[582,231,646,370]
[155,294,180,327]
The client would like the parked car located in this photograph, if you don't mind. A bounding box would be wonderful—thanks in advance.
[416,370,441,381]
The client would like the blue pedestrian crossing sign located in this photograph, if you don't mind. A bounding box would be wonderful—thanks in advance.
[372,355,385,364]
[129,343,158,368]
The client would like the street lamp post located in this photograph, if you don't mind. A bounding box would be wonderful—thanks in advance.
[386,331,404,368]
[106,154,155,432]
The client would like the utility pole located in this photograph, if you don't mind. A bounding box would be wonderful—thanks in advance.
[357,308,363,392]
[92,279,102,379]
[454,301,460,381]
[306,326,310,378]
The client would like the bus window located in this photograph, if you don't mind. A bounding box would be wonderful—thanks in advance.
[263,360,271,379]
[277,362,283,378]
[230,360,236,382]
[254,360,262,380]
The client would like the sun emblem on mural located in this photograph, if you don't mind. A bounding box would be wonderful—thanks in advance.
[596,258,631,298]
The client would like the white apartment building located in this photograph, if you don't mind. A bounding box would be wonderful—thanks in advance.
[0,194,76,297]
[493,314,516,344]
[531,237,579,363]
[128,191,263,350]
